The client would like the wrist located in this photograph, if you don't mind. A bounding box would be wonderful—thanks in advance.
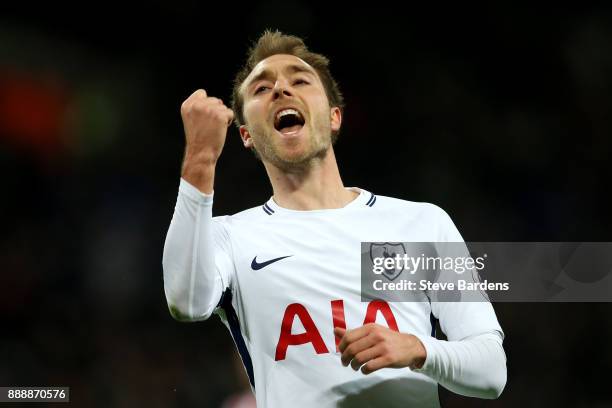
[409,335,427,369]
[181,157,216,194]
[182,148,219,167]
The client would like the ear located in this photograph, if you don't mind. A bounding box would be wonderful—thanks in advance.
[330,107,342,132]
[239,125,254,148]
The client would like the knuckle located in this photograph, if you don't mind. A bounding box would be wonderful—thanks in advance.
[191,101,204,112]
[212,110,226,122]
[182,97,196,109]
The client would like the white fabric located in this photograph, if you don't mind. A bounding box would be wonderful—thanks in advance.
[163,178,507,407]
[414,331,506,399]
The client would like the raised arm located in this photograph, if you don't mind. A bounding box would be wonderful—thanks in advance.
[162,89,234,321]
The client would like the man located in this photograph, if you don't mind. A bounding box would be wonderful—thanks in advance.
[163,30,506,407]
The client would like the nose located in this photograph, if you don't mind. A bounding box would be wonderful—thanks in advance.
[272,79,293,100]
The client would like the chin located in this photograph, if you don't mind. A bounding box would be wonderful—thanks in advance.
[277,150,311,165]
[281,145,329,166]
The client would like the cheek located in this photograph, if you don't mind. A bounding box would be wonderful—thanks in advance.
[311,95,332,119]
[243,107,255,126]
[243,101,265,125]
[313,104,333,128]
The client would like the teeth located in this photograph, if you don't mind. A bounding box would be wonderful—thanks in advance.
[276,109,300,120]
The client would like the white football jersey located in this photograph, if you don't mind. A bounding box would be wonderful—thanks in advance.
[164,180,503,407]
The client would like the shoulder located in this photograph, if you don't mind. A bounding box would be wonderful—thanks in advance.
[212,202,274,226]
[366,191,461,240]
[370,193,449,220]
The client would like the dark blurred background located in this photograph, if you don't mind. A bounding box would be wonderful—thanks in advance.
[1,2,611,407]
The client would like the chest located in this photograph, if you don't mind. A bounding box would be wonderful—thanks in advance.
[226,214,434,336]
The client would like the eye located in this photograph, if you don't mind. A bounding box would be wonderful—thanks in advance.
[293,78,309,86]
[254,85,269,95]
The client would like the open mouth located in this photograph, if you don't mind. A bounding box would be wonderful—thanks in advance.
[274,108,305,135]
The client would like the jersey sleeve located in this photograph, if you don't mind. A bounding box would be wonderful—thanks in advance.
[430,206,504,340]
[162,178,234,321]
[413,331,507,399]
[411,205,507,399]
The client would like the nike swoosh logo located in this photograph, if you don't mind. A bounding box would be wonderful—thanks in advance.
[251,255,292,270]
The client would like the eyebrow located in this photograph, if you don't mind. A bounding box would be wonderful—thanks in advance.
[245,64,316,92]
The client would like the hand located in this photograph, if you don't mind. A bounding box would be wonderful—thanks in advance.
[180,89,234,167]
[180,89,234,192]
[335,323,427,375]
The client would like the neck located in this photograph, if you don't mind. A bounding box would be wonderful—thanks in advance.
[263,148,358,210]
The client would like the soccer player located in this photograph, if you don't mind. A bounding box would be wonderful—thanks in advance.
[163,30,506,407]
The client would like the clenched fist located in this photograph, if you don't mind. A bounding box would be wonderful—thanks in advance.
[180,89,234,193]
[181,89,234,164]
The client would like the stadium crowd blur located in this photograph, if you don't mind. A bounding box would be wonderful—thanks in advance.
[1,3,611,407]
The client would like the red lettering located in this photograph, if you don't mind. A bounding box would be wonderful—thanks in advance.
[331,300,346,351]
[275,303,329,361]
[275,300,400,361]
[363,300,399,331]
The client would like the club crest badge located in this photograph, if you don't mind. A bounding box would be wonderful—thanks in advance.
[369,242,407,281]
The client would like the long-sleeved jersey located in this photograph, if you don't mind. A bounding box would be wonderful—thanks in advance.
[163,179,506,407]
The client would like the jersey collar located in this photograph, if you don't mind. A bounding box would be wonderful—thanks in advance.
[263,187,374,215]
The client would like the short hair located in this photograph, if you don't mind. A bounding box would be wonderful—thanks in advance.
[231,30,345,140]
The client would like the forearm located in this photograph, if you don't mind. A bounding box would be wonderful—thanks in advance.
[162,178,226,321]
[413,331,507,399]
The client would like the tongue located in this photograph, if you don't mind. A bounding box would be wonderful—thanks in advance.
[279,124,303,135]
